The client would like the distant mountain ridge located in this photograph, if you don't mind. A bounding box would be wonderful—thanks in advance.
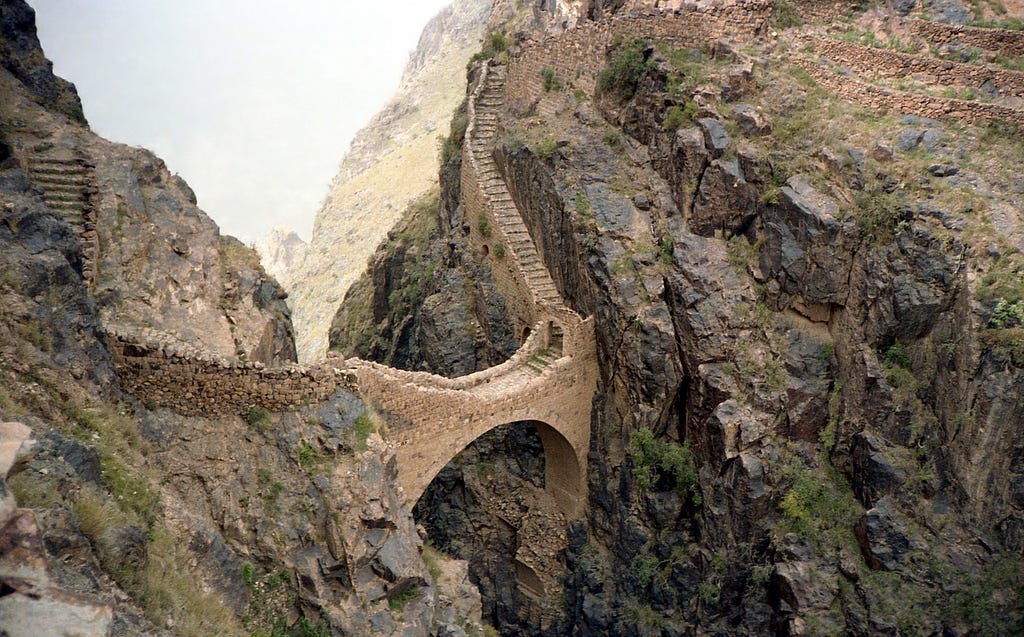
[277,0,492,361]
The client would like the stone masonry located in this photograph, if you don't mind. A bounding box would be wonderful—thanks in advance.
[809,36,1024,99]
[109,62,599,522]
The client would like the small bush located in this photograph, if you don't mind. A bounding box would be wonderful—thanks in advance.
[541,67,563,92]
[881,344,911,369]
[18,321,52,352]
[492,243,506,259]
[603,131,625,153]
[663,102,697,132]
[535,137,558,159]
[296,441,328,472]
[388,584,421,612]
[477,212,492,238]
[354,411,376,451]
[598,39,654,100]
[630,428,701,506]
[246,406,272,433]
[990,298,1024,328]
[467,31,511,69]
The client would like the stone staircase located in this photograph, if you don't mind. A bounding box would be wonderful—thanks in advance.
[26,151,99,286]
[468,66,566,311]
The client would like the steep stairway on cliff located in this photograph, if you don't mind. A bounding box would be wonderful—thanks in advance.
[26,152,99,286]
[469,66,569,311]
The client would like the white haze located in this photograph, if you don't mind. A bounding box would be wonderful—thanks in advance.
[30,0,453,243]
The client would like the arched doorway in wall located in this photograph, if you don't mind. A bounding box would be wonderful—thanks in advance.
[412,420,578,632]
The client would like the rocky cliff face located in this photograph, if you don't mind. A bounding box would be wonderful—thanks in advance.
[0,3,486,636]
[332,1,1024,634]
[255,226,308,288]
[282,0,492,361]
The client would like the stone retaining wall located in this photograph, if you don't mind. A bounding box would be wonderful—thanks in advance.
[909,17,1024,58]
[795,59,1024,124]
[811,36,1024,98]
[108,329,356,416]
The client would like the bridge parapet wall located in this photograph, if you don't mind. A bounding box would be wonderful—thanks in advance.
[462,66,540,332]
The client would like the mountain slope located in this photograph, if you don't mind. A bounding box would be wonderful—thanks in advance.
[284,0,492,361]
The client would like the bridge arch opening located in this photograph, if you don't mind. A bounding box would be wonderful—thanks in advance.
[412,419,580,617]
[411,419,582,519]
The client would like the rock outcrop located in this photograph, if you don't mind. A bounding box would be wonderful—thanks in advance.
[332,1,1024,634]
[0,3,485,636]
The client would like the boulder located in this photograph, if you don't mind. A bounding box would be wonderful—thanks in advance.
[854,497,920,571]
[734,105,771,136]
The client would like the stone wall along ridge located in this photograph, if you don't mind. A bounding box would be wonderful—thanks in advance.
[810,36,1024,98]
[909,17,1024,58]
[106,325,356,416]
[796,58,1024,125]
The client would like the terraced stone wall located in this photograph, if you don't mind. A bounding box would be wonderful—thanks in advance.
[811,36,1024,98]
[795,59,1024,125]
[909,17,1024,57]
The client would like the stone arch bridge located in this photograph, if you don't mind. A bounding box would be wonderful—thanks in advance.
[109,62,597,518]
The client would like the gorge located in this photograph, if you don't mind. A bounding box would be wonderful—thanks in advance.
[2,0,1024,636]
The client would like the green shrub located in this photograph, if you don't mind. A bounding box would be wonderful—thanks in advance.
[663,102,697,132]
[245,406,272,433]
[388,584,421,612]
[439,109,468,165]
[535,137,558,159]
[541,67,563,92]
[477,212,492,238]
[296,442,328,472]
[598,39,654,100]
[629,428,701,505]
[354,411,376,451]
[990,298,1024,328]
[881,343,911,369]
[603,130,624,153]
[467,31,511,69]
[779,465,856,539]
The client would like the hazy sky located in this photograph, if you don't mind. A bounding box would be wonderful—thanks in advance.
[30,0,453,243]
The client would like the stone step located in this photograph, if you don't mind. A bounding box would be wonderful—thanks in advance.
[49,199,84,208]
[29,165,89,176]
[44,192,85,202]
[37,182,84,193]
[31,173,88,185]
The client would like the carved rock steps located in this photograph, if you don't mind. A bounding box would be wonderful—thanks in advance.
[26,155,98,286]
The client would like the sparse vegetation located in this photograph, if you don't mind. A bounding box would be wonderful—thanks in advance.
[296,441,328,472]
[468,31,512,68]
[534,137,558,159]
[663,102,697,132]
[629,427,701,506]
[477,212,492,238]
[354,410,377,451]
[777,453,860,552]
[246,406,272,433]
[541,67,563,92]
[598,38,654,100]
[388,584,421,612]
